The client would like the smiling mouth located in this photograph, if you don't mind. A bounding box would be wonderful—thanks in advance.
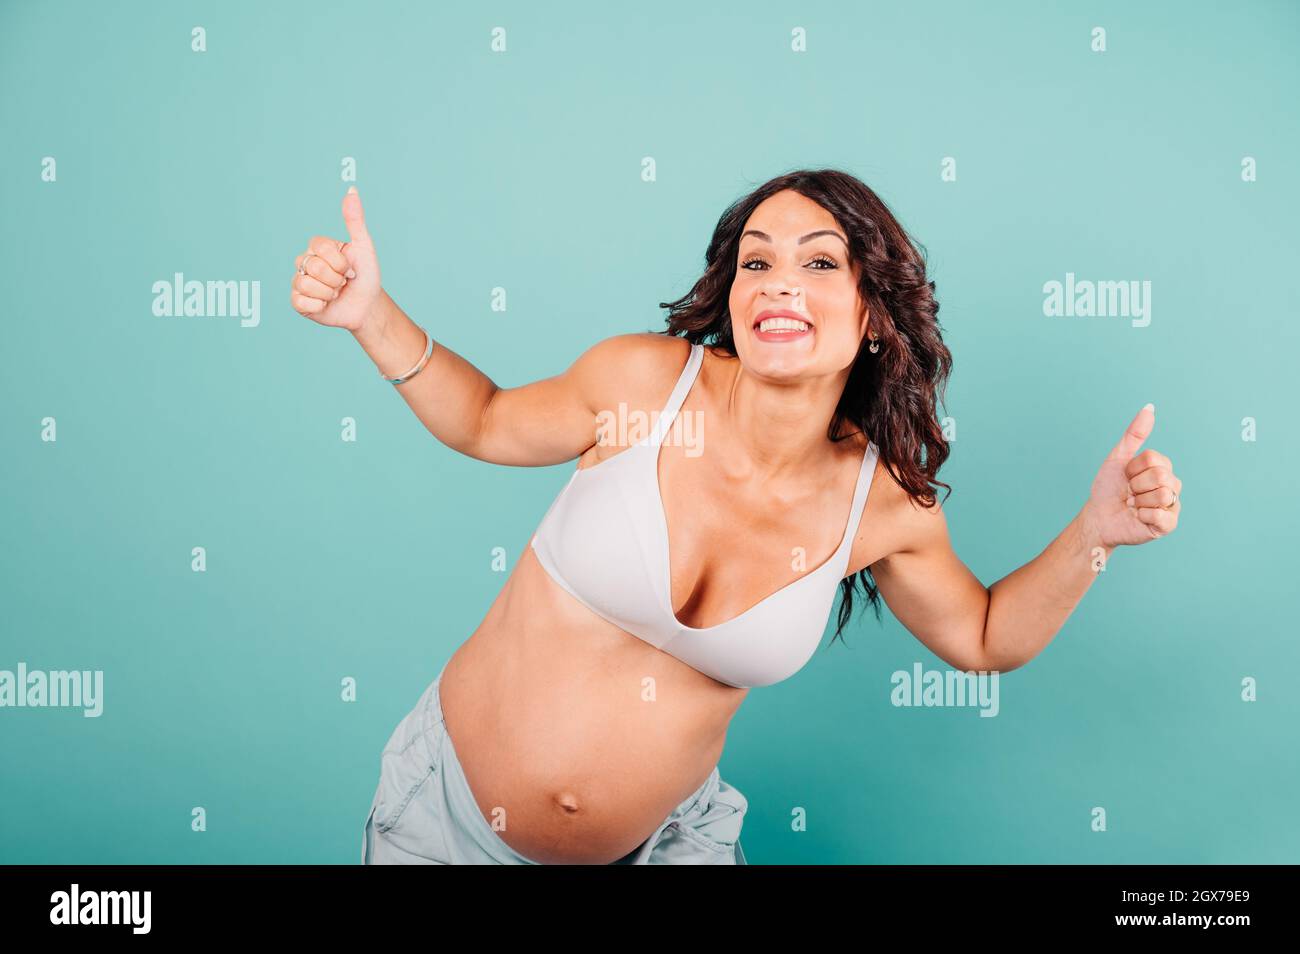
[754,316,812,334]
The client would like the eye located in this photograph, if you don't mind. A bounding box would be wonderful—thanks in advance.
[739,255,838,271]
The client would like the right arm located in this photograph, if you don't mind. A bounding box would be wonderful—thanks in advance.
[290,186,660,468]
[353,291,650,466]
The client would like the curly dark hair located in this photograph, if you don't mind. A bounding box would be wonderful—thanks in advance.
[656,168,954,644]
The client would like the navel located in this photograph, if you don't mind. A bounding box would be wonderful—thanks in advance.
[554,791,582,815]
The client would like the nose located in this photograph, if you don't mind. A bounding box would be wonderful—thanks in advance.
[761,280,806,311]
[761,265,799,294]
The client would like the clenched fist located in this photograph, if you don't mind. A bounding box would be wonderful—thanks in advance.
[291,186,383,332]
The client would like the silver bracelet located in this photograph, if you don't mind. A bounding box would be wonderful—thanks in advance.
[382,326,434,385]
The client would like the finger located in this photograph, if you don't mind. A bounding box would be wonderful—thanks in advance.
[338,245,355,279]
[341,186,370,245]
[335,241,356,278]
[1135,506,1177,535]
[1127,466,1174,495]
[291,291,326,315]
[1131,485,1177,509]
[293,273,341,301]
[1125,447,1171,480]
[295,250,352,287]
[296,252,346,289]
[1106,403,1155,462]
[307,235,350,274]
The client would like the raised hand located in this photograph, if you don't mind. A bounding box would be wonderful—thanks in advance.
[1085,404,1182,548]
[290,186,383,332]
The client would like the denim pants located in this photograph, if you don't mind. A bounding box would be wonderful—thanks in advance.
[361,662,749,865]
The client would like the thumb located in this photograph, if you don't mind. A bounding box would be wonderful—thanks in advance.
[341,185,371,246]
[1106,403,1155,461]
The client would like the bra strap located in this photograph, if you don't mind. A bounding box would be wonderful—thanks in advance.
[653,343,703,445]
[837,440,879,556]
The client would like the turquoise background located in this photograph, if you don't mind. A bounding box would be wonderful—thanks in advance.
[1,0,1297,864]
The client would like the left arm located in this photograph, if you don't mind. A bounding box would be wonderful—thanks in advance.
[870,404,1181,673]
[980,507,1112,672]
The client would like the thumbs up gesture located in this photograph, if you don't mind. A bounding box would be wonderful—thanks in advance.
[290,186,383,332]
[1085,404,1182,548]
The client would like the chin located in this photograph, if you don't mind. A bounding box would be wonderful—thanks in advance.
[737,344,816,379]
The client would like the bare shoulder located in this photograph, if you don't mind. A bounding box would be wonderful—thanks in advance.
[845,450,949,577]
[569,332,694,417]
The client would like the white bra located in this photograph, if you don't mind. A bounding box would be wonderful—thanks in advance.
[530,342,879,688]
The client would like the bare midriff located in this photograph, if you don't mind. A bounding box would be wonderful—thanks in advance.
[437,542,748,865]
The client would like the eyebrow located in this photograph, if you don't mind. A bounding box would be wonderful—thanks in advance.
[740,229,848,247]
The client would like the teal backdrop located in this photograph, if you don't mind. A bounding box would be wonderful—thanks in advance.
[1,0,1297,864]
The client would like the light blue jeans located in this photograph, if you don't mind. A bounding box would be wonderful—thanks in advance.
[361,662,749,865]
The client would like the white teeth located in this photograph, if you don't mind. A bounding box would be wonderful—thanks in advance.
[757,316,810,333]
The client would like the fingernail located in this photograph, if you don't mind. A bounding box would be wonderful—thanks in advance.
[332,289,339,299]
[346,269,356,279]
[347,185,357,194]
[1143,402,1155,413]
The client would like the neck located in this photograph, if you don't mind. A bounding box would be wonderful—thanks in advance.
[719,355,858,483]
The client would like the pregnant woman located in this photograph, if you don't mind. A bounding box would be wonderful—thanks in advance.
[291,169,1182,865]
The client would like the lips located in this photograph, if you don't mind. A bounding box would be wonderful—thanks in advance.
[752,309,814,344]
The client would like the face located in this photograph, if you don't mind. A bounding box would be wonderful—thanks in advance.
[729,189,869,377]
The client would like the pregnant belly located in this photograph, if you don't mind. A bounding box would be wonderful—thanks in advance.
[437,552,747,864]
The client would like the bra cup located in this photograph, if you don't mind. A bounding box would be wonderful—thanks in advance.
[532,446,674,648]
[661,565,843,688]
